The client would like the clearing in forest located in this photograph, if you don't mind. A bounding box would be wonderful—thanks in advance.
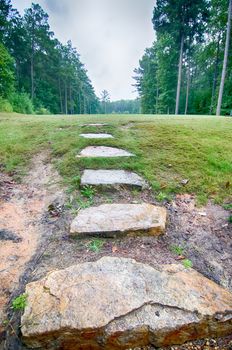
[0,113,232,349]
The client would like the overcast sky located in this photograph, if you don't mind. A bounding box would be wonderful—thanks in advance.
[12,0,155,101]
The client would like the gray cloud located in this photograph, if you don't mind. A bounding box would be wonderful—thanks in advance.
[12,0,155,100]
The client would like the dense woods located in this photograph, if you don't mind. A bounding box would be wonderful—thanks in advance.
[0,0,99,114]
[0,0,231,115]
[134,0,232,116]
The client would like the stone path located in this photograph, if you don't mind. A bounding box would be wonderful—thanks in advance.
[80,133,114,139]
[81,169,147,188]
[77,146,135,158]
[21,121,232,349]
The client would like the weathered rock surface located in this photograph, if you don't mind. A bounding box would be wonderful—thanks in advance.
[81,169,147,188]
[81,123,109,127]
[77,146,135,158]
[80,133,114,139]
[21,257,232,349]
[70,203,166,237]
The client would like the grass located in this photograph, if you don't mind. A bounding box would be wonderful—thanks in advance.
[170,244,185,256]
[12,293,28,311]
[87,239,105,252]
[0,112,232,204]
[182,259,193,269]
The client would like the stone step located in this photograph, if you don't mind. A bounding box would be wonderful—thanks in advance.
[77,146,135,158]
[70,203,166,237]
[21,257,232,349]
[80,133,114,139]
[81,169,147,188]
[81,123,109,127]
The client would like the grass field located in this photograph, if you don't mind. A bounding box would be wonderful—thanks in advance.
[0,113,231,204]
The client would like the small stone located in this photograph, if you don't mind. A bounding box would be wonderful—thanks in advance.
[79,133,114,139]
[180,179,189,185]
[77,146,135,158]
[198,212,207,216]
[8,255,19,261]
[70,203,167,238]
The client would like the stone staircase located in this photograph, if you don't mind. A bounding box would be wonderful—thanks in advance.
[21,123,232,349]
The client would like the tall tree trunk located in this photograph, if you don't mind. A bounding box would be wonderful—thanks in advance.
[83,96,86,114]
[210,35,221,115]
[31,40,34,101]
[185,60,190,115]
[59,77,63,114]
[30,23,35,101]
[64,81,68,115]
[69,84,73,114]
[216,0,232,116]
[78,92,81,114]
[175,34,184,115]
[156,84,159,114]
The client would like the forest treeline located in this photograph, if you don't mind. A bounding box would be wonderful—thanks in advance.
[1,0,231,116]
[134,0,232,116]
[108,99,140,114]
[0,1,99,114]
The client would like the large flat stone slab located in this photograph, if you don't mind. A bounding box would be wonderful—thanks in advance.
[80,133,114,139]
[21,257,232,349]
[81,169,147,188]
[81,123,109,127]
[77,146,135,158]
[70,203,166,237]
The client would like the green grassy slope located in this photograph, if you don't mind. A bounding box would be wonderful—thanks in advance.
[0,113,231,204]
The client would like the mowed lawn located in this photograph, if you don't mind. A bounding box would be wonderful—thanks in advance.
[0,113,231,204]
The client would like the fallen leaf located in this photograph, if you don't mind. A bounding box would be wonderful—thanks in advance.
[176,255,185,260]
[112,246,118,253]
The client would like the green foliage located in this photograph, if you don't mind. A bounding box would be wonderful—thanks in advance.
[77,199,93,209]
[134,0,231,116]
[9,92,34,114]
[0,97,13,112]
[228,215,232,224]
[171,245,185,256]
[0,43,14,98]
[182,259,193,269]
[87,239,105,253]
[12,293,28,311]
[156,191,170,202]
[2,3,99,114]
[108,99,140,114]
[36,107,51,115]
[81,185,96,200]
[71,176,81,189]
[223,203,232,210]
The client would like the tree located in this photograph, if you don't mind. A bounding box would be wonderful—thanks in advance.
[0,0,11,41]
[101,90,110,114]
[0,43,14,97]
[23,3,51,101]
[216,0,232,115]
[152,0,208,114]
[1,1,99,114]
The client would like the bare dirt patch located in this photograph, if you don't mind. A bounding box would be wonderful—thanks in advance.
[0,152,65,347]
